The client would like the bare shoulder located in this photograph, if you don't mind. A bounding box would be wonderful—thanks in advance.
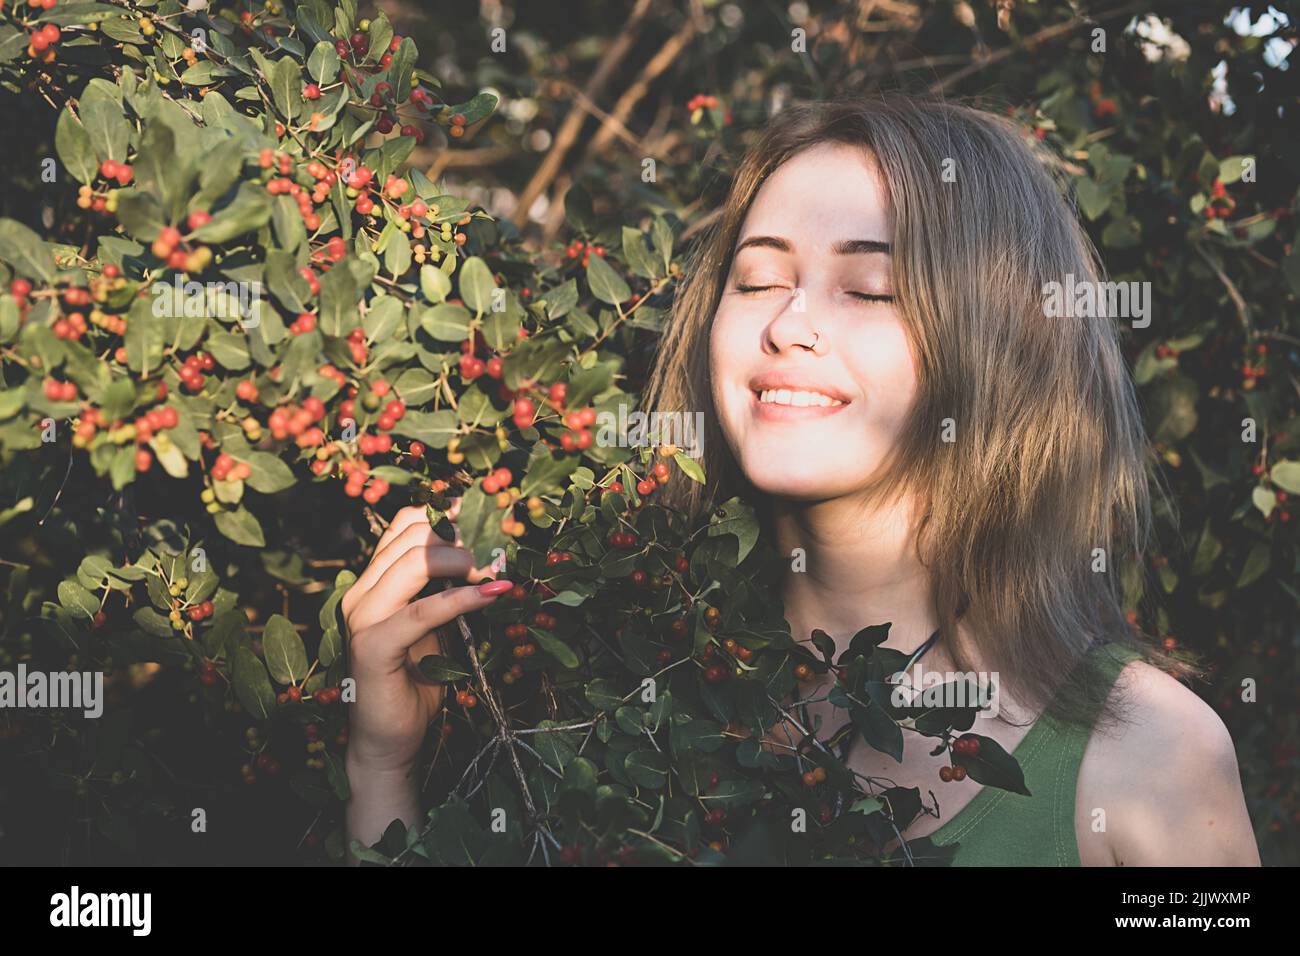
[1074,659,1261,866]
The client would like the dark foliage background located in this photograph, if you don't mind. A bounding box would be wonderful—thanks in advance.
[0,0,1295,865]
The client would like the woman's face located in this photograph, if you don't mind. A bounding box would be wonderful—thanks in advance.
[709,142,919,502]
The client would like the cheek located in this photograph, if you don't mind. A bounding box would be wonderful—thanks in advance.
[851,320,918,428]
[708,311,748,410]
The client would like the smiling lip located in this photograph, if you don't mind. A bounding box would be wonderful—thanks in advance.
[747,377,853,421]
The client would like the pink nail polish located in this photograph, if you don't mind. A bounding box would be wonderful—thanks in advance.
[477,580,514,596]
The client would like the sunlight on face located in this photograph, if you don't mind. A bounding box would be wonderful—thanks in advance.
[709,142,918,501]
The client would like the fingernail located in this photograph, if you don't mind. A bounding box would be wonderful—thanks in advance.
[477,580,514,596]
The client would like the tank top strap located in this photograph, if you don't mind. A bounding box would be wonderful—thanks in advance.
[928,640,1141,865]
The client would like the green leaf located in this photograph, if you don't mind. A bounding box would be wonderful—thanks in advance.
[0,219,56,281]
[214,506,266,547]
[58,579,99,620]
[420,264,451,303]
[953,735,1030,796]
[443,91,498,127]
[707,497,758,564]
[318,257,363,337]
[1218,156,1253,185]
[533,631,580,669]
[624,750,670,789]
[458,256,496,315]
[191,182,273,244]
[453,484,510,566]
[1252,486,1276,520]
[270,55,304,121]
[262,614,308,684]
[652,215,674,273]
[384,232,411,277]
[307,41,340,84]
[206,331,251,370]
[392,409,459,448]
[81,98,130,163]
[55,108,98,184]
[180,61,221,86]
[417,655,472,681]
[621,226,659,279]
[1271,460,1300,495]
[1236,543,1270,589]
[674,451,705,484]
[1074,177,1110,221]
[232,646,275,719]
[586,253,630,305]
[419,303,471,341]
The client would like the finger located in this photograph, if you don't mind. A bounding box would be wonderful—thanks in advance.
[348,542,479,634]
[350,521,438,601]
[360,581,513,665]
[374,505,431,553]
[343,507,434,619]
[441,496,498,584]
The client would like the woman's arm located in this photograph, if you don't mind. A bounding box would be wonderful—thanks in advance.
[1080,661,1261,866]
[345,758,421,863]
[341,506,512,865]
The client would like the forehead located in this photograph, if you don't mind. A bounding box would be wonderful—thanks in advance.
[738,141,893,248]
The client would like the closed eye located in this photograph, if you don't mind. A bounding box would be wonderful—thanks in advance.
[735,284,788,295]
[848,291,895,303]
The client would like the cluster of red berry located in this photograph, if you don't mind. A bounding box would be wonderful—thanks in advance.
[210,452,252,483]
[150,223,212,274]
[96,158,134,186]
[563,239,605,267]
[1204,179,1236,220]
[187,599,215,622]
[393,197,434,239]
[42,377,77,401]
[454,688,478,708]
[50,309,87,340]
[318,362,348,389]
[267,395,326,443]
[340,458,391,503]
[178,351,214,392]
[801,766,828,787]
[1241,342,1269,391]
[336,326,364,365]
[458,329,506,381]
[26,21,61,62]
[265,170,323,232]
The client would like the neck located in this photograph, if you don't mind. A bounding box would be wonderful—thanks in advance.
[772,489,940,660]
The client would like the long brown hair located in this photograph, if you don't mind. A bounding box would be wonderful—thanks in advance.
[644,95,1194,728]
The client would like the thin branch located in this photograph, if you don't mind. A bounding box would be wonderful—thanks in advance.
[510,0,658,227]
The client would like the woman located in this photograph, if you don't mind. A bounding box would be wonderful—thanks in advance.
[343,97,1259,865]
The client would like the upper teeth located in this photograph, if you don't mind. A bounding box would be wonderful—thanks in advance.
[758,389,844,407]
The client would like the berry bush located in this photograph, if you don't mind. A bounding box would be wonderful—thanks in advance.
[0,1,1295,864]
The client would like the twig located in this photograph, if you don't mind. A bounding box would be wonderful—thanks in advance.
[928,1,1149,94]
[1194,243,1252,334]
[510,0,657,227]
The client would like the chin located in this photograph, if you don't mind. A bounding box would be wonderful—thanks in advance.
[734,450,872,502]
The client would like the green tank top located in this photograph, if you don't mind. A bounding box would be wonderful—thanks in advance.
[928,642,1140,866]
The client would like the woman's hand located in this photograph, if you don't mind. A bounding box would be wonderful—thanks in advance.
[342,504,512,858]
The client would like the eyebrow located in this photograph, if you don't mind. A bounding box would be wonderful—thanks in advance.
[734,236,891,256]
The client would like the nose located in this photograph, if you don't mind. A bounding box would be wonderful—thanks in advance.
[763,286,820,354]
